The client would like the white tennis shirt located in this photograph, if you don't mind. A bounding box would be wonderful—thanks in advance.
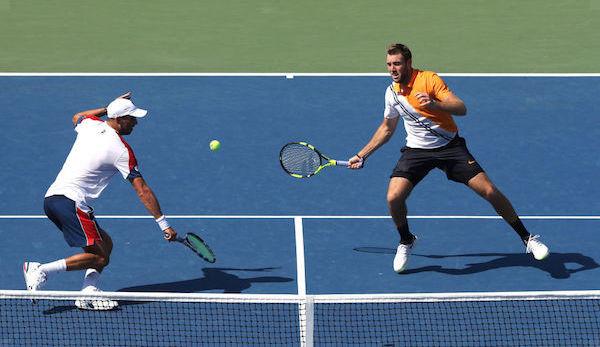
[45,116,141,205]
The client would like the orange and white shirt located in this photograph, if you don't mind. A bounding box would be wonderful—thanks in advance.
[384,69,458,149]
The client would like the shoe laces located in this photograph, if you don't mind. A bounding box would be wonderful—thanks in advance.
[526,235,543,254]
[397,242,413,255]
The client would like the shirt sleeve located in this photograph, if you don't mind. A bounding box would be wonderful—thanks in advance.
[383,87,400,119]
[115,149,142,181]
[429,73,452,101]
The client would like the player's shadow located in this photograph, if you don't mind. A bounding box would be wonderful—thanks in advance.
[354,247,599,279]
[43,267,292,315]
[117,267,293,293]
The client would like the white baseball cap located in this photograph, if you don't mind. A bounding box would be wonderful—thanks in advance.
[106,98,148,119]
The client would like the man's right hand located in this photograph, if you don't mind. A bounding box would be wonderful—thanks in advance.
[117,91,132,100]
[348,155,364,169]
[163,227,177,242]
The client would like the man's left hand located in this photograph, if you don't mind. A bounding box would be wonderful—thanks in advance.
[416,92,436,109]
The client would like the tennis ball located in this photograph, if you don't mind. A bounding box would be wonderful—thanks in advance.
[209,140,221,151]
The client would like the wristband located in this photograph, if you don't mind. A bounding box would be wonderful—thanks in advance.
[155,215,171,231]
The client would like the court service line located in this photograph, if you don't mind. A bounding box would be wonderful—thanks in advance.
[1,215,600,220]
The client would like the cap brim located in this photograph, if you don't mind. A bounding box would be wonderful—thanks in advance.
[130,108,147,118]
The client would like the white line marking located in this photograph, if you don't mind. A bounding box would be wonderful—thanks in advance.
[294,217,307,296]
[1,215,599,220]
[0,73,599,77]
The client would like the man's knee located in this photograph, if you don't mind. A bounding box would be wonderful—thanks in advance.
[90,253,109,269]
[387,178,412,205]
[387,190,407,205]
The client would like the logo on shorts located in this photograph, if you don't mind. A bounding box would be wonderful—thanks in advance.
[468,160,476,165]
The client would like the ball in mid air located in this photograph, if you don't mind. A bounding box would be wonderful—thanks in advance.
[209,140,221,151]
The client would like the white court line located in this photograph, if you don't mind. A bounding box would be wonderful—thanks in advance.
[1,215,599,220]
[294,217,307,296]
[0,73,599,77]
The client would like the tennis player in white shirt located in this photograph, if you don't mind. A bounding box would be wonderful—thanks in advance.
[23,92,177,310]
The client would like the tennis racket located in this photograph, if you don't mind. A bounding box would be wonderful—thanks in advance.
[175,233,216,263]
[279,142,349,178]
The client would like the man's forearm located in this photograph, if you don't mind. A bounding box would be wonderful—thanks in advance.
[72,107,108,124]
[137,186,164,219]
[358,123,394,159]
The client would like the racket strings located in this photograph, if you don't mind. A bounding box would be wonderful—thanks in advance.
[280,144,322,176]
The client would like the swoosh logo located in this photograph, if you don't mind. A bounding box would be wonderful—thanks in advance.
[468,160,476,165]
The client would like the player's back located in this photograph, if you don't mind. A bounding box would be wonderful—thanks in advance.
[46,117,130,204]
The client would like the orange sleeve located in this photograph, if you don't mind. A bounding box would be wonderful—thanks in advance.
[429,73,452,101]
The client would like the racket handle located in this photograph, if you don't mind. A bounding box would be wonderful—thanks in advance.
[335,160,349,166]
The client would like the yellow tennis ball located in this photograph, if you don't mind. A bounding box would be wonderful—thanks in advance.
[209,140,221,151]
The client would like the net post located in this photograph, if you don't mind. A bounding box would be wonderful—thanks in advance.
[299,295,314,347]
[305,295,314,347]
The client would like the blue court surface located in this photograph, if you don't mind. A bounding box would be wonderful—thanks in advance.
[1,75,599,295]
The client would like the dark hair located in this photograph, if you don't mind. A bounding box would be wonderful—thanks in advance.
[386,43,412,60]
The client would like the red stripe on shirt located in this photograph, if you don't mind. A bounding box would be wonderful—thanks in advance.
[118,136,138,173]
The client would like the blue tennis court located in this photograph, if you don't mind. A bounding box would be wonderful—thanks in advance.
[1,75,600,346]
[1,75,599,295]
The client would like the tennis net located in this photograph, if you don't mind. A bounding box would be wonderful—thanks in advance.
[1,290,599,346]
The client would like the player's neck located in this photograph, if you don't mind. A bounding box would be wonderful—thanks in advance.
[106,119,122,135]
[399,67,413,86]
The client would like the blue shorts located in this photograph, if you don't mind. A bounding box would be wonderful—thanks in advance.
[44,195,104,247]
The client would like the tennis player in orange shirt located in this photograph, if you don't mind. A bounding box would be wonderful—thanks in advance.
[348,43,549,273]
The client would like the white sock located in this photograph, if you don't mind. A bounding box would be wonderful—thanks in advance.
[81,269,101,290]
[39,259,67,275]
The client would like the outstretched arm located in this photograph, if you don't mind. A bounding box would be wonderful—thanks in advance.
[130,177,177,241]
[348,116,399,169]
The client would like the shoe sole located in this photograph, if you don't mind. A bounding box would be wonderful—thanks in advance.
[75,300,119,311]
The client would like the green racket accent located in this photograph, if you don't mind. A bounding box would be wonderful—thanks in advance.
[279,142,349,178]
[177,233,216,263]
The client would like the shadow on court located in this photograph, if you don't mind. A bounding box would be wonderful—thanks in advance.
[118,267,293,293]
[354,247,600,279]
[43,267,293,315]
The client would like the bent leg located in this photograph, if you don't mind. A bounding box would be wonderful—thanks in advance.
[387,177,416,244]
[65,230,113,272]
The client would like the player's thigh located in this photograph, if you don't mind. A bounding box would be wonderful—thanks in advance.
[437,138,484,184]
[390,148,436,186]
[387,177,414,203]
[467,172,498,198]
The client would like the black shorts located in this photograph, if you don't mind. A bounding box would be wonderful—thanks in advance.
[390,136,485,186]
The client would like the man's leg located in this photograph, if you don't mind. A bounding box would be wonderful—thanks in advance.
[388,177,418,272]
[387,177,416,244]
[467,172,549,260]
[64,230,112,272]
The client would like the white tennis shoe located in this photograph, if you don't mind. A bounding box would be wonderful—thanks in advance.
[526,235,549,260]
[393,237,417,273]
[75,286,119,311]
[23,262,47,291]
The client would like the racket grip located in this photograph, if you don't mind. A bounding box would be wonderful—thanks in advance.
[335,160,350,166]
